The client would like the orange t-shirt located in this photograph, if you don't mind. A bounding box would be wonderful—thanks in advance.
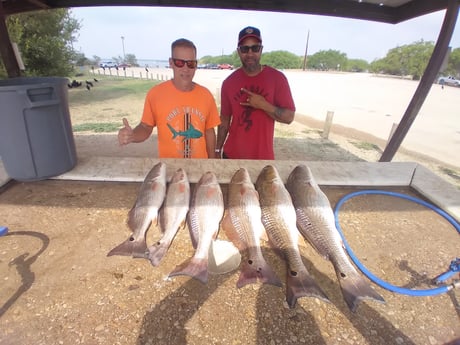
[141,80,220,158]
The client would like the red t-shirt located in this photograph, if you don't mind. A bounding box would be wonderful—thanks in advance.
[220,66,295,160]
[142,80,220,158]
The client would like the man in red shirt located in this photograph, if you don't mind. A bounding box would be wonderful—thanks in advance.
[216,26,296,160]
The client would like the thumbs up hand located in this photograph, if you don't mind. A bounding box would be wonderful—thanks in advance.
[118,118,134,145]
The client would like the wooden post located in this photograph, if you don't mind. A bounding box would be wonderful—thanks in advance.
[0,2,21,77]
[322,111,334,139]
[386,122,399,148]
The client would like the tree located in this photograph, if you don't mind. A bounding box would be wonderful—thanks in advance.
[260,51,302,69]
[307,50,348,71]
[369,40,434,79]
[347,59,369,72]
[4,9,80,77]
[444,47,460,77]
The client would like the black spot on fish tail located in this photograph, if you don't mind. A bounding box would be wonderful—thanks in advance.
[107,236,148,258]
[237,258,282,289]
[339,271,385,312]
[286,269,330,308]
[168,257,208,284]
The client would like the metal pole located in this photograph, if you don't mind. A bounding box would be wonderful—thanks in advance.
[121,36,126,62]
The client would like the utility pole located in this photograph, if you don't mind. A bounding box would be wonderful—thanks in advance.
[302,30,310,71]
[121,36,126,62]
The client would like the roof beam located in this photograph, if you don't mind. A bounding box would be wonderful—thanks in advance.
[0,0,452,24]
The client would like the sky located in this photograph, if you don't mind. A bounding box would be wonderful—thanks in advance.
[71,6,460,63]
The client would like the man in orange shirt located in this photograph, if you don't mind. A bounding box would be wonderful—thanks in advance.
[118,38,220,158]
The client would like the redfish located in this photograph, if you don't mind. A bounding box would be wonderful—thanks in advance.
[169,171,224,284]
[107,162,166,258]
[147,168,190,266]
[222,168,281,288]
[255,165,329,308]
[286,164,385,312]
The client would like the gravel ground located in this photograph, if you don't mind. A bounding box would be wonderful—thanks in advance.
[0,175,459,345]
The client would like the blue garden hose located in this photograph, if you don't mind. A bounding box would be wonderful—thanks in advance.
[334,190,460,296]
[0,226,8,236]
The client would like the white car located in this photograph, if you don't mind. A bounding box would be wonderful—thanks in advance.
[99,61,118,69]
[437,75,460,87]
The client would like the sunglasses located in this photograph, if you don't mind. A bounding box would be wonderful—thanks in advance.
[172,58,198,69]
[238,45,263,54]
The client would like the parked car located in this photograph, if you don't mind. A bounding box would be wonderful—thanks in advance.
[218,63,234,70]
[205,63,219,69]
[99,61,118,69]
[437,75,460,87]
[117,63,131,68]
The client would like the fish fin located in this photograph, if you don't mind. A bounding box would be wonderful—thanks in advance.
[107,236,148,258]
[237,258,282,288]
[285,269,329,308]
[168,257,208,284]
[147,242,169,266]
[167,123,178,139]
[338,270,385,312]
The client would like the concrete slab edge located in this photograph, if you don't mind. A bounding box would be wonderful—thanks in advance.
[411,164,460,223]
[50,156,416,186]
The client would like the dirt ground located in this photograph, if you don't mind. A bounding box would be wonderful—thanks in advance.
[0,122,459,344]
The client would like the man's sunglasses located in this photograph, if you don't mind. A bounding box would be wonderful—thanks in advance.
[238,45,263,54]
[172,58,198,69]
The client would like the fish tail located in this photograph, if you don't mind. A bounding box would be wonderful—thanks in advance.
[338,270,385,312]
[167,123,178,139]
[237,258,282,288]
[286,269,329,308]
[146,243,169,267]
[168,257,208,284]
[107,237,148,258]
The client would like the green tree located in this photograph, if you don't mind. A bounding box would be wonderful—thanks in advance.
[370,40,434,79]
[74,52,91,66]
[261,51,302,69]
[5,9,80,77]
[444,47,460,77]
[347,59,369,72]
[124,54,138,67]
[307,50,348,70]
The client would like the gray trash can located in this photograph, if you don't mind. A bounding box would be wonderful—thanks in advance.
[0,77,77,181]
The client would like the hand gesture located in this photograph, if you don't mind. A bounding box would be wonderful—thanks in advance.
[118,118,133,145]
[240,87,266,109]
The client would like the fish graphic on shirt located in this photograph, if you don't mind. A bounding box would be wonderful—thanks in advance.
[167,123,203,140]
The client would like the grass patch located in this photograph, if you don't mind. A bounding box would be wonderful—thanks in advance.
[301,128,319,135]
[439,167,460,181]
[322,141,340,148]
[68,78,158,105]
[350,141,380,151]
[73,123,121,133]
[275,128,297,138]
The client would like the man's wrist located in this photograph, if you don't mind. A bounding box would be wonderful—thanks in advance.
[274,107,283,118]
